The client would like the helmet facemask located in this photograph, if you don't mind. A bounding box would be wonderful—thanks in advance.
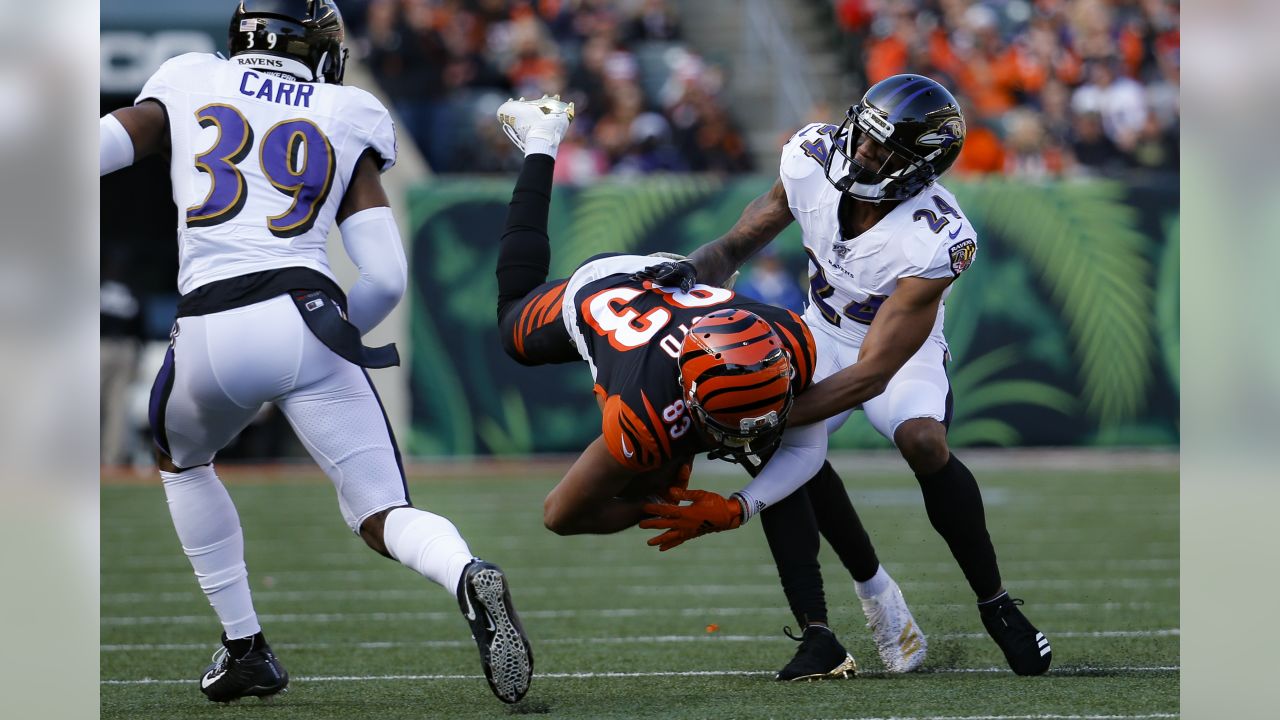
[823,103,939,203]
[681,346,795,469]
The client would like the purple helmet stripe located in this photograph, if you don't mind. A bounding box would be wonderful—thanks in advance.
[889,84,937,121]
[876,76,930,111]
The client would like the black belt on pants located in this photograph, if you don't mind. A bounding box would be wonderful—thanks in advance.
[289,289,399,368]
[177,267,400,369]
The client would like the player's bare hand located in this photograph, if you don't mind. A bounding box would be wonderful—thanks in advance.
[640,488,743,551]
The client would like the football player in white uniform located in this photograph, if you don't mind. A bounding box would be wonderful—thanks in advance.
[641,75,1052,676]
[99,0,532,704]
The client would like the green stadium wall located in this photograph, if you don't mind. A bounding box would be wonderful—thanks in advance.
[406,175,1179,456]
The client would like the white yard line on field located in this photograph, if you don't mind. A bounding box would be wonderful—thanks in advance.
[102,581,1177,606]
[105,555,1182,574]
[824,715,1179,720]
[101,666,1180,686]
[100,575,1182,599]
[102,628,1178,651]
[102,602,1188,625]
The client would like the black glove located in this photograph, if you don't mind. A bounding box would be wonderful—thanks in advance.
[632,259,697,293]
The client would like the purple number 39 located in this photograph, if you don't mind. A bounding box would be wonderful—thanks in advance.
[186,104,336,238]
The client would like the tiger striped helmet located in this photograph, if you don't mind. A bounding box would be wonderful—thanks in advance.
[678,309,795,462]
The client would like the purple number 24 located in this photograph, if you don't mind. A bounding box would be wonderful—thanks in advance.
[187,103,336,238]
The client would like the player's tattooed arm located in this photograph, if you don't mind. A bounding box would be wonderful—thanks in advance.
[543,436,650,535]
[688,178,794,286]
[789,275,952,426]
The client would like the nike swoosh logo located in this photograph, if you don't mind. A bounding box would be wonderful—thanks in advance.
[463,587,495,631]
[948,223,964,239]
[620,434,635,458]
[201,670,227,689]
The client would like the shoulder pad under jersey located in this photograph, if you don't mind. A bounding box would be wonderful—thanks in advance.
[135,53,221,107]
[339,86,397,172]
[780,123,840,213]
[898,186,980,280]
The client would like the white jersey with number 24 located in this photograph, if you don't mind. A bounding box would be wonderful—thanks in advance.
[779,122,978,346]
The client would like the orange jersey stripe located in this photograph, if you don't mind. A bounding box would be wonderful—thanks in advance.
[602,394,661,471]
[640,390,673,459]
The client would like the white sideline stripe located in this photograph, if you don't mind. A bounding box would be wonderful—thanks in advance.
[101,666,1180,686]
[101,629,1178,651]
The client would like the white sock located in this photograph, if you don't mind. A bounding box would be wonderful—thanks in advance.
[161,465,260,640]
[855,564,893,600]
[524,136,560,159]
[524,121,565,159]
[383,507,474,594]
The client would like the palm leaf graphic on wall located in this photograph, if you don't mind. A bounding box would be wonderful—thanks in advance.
[952,180,1155,427]
[406,178,718,455]
[550,176,721,278]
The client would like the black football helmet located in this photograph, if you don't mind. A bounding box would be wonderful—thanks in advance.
[228,0,347,84]
[823,74,965,203]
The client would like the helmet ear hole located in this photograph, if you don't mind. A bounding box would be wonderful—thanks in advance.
[825,74,964,202]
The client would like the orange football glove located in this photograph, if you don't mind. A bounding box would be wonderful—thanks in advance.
[640,488,744,551]
[660,458,694,502]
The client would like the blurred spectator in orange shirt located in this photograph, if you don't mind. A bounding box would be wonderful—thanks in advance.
[953,120,1007,176]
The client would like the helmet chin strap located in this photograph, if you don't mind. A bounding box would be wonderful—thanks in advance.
[847,178,891,201]
[830,161,891,202]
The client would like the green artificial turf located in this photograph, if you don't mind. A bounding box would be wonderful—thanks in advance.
[102,465,1178,719]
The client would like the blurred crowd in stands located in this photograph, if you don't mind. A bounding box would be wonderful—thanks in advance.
[837,0,1179,178]
[341,0,1176,181]
[341,0,753,180]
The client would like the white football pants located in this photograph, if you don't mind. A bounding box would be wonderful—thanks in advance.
[809,319,953,442]
[149,294,408,531]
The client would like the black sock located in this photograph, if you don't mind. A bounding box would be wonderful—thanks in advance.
[978,590,1011,613]
[496,153,556,321]
[759,486,828,627]
[223,631,265,658]
[807,461,881,583]
[915,453,1002,598]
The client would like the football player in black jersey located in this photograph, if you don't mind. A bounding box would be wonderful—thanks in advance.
[490,95,927,680]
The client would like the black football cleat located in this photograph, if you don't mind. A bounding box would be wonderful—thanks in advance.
[980,593,1052,676]
[775,625,858,681]
[199,632,289,703]
[457,559,534,703]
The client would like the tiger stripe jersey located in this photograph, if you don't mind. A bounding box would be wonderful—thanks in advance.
[573,272,817,472]
[511,280,568,360]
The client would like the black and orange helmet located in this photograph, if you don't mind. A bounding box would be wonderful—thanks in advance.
[678,309,795,464]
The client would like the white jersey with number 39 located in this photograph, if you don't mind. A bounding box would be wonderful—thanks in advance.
[137,53,397,295]
[779,122,977,345]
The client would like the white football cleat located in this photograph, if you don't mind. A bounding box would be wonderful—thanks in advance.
[861,578,927,672]
[496,94,575,153]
